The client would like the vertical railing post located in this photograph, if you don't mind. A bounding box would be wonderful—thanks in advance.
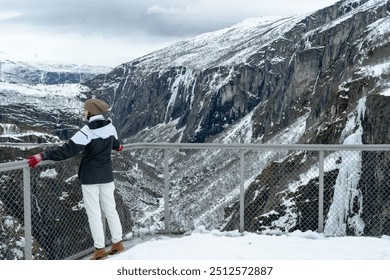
[239,150,245,233]
[318,150,324,233]
[163,148,170,232]
[23,166,32,260]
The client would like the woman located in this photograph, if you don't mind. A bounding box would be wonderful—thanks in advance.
[27,98,124,260]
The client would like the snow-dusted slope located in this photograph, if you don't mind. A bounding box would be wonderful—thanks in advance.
[134,16,298,72]
[0,56,111,85]
[0,81,89,143]
[0,56,110,143]
[122,0,388,74]
[0,82,88,114]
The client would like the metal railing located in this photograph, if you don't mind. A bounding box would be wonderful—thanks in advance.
[1,143,390,259]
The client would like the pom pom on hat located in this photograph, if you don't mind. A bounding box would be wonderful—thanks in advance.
[84,99,109,115]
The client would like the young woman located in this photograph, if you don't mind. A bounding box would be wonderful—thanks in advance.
[27,98,125,260]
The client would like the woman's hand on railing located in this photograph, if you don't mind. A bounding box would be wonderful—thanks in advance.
[27,154,43,168]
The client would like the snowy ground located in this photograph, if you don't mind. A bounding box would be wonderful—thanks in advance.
[99,228,390,279]
[111,227,390,260]
[3,228,390,280]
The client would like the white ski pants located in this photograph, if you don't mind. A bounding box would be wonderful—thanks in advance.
[82,182,123,249]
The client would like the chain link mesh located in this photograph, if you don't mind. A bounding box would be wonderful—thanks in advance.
[0,168,46,259]
[0,155,132,260]
[1,146,390,259]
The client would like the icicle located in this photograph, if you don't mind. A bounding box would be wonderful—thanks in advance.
[324,98,366,236]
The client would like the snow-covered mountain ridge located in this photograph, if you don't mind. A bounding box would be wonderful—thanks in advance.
[0,56,111,144]
[120,0,388,74]
[0,56,111,85]
[133,16,295,72]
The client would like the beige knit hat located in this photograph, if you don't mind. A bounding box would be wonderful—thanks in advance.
[84,99,109,115]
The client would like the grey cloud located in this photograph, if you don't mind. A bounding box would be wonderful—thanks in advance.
[0,0,256,39]
[0,0,337,40]
[1,1,148,36]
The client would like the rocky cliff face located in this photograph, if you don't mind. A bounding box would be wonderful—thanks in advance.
[82,0,390,236]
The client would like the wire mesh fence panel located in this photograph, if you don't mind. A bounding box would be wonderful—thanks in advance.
[233,149,390,237]
[2,144,390,260]
[27,156,133,260]
[324,150,390,236]
[0,167,42,260]
[0,155,132,260]
[28,159,92,260]
[168,148,242,232]
[112,148,164,234]
[246,150,339,234]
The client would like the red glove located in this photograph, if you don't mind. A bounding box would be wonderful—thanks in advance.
[27,154,43,168]
[116,144,124,152]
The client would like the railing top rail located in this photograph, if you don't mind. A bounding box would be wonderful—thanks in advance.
[0,143,61,147]
[2,143,390,172]
[124,143,390,151]
[2,142,390,150]
[0,160,28,172]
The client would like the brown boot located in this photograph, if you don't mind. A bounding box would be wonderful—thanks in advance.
[107,242,124,255]
[90,248,108,260]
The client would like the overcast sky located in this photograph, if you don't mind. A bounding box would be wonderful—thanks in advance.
[0,0,340,67]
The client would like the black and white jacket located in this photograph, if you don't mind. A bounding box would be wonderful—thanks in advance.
[42,115,121,185]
